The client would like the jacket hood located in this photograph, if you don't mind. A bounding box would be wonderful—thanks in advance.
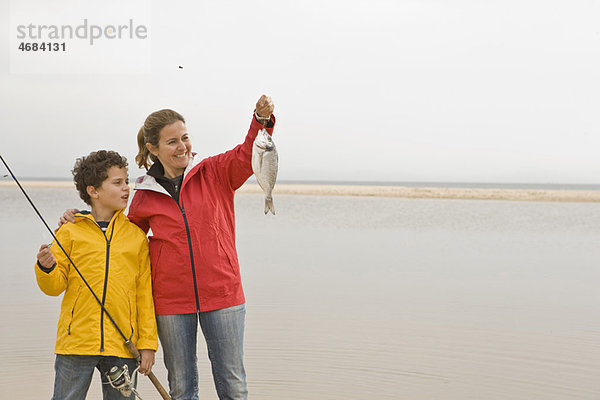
[72,209,126,225]
[55,209,127,239]
[134,152,203,195]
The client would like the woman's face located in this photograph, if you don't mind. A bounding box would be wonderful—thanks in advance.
[147,120,192,178]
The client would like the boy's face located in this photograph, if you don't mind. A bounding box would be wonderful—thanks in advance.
[90,166,130,213]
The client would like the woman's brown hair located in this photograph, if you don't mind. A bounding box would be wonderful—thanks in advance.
[136,109,186,170]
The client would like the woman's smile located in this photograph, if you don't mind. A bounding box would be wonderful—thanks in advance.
[147,120,192,178]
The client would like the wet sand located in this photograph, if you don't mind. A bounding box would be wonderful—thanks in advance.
[2,181,600,202]
[1,189,599,399]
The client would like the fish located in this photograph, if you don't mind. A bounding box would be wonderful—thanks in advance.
[252,129,278,215]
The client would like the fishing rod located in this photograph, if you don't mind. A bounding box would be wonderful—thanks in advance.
[0,154,171,400]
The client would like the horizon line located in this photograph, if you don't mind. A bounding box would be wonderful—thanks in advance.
[5,177,600,188]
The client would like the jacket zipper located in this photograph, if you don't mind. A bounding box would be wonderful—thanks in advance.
[136,176,202,312]
[99,218,117,352]
[177,200,201,312]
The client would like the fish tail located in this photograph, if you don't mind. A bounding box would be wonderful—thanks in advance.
[264,196,275,215]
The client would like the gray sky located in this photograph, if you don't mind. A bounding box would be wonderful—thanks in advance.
[1,0,599,183]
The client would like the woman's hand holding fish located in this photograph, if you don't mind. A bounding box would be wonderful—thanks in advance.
[255,94,274,119]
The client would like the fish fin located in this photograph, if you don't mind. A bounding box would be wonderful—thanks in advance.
[264,196,275,215]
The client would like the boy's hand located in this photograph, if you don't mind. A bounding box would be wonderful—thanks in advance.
[37,244,56,269]
[58,209,79,227]
[139,349,155,376]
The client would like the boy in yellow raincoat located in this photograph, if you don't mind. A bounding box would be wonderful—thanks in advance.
[35,150,157,400]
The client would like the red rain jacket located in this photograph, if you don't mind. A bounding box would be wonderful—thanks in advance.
[128,115,275,314]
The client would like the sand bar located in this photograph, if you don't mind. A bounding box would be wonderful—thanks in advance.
[242,184,600,202]
[2,181,599,202]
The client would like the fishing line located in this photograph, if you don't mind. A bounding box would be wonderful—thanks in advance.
[0,154,171,400]
[0,155,126,337]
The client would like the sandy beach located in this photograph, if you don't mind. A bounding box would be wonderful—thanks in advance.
[3,181,599,202]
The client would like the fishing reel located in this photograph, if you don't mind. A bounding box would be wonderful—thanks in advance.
[105,364,143,399]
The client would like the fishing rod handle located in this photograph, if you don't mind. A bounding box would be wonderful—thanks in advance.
[125,341,141,359]
[148,372,172,400]
[125,341,172,400]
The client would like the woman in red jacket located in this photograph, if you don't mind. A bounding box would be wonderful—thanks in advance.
[62,95,275,400]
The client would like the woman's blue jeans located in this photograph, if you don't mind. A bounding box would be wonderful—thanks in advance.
[156,303,248,400]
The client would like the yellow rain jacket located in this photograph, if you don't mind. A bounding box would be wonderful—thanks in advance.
[34,210,157,358]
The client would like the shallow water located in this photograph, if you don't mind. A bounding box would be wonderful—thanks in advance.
[1,186,599,399]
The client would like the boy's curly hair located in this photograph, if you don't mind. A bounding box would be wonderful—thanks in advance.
[72,150,128,205]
